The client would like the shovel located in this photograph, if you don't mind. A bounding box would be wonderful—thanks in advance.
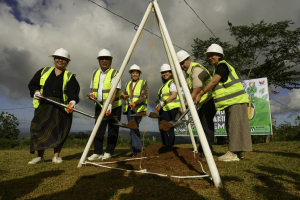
[247,94,255,120]
[37,95,97,119]
[87,95,136,129]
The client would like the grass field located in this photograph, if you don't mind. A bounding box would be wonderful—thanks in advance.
[1,141,300,200]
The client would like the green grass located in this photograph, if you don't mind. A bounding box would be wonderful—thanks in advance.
[1,141,300,199]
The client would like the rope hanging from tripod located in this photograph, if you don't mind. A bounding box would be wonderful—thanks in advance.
[139,6,156,169]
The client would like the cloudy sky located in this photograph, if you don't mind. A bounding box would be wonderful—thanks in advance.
[0,0,299,134]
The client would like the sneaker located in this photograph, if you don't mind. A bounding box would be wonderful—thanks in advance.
[52,157,63,164]
[28,157,44,164]
[128,153,138,157]
[237,152,244,159]
[102,152,111,161]
[218,151,240,162]
[87,154,102,161]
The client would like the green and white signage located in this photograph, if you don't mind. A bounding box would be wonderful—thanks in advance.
[175,77,273,136]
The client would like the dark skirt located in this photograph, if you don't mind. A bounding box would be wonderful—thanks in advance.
[30,97,72,154]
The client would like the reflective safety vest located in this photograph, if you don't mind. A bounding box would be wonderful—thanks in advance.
[32,67,74,112]
[187,62,213,104]
[92,68,122,109]
[212,60,248,110]
[123,80,147,113]
[158,79,181,111]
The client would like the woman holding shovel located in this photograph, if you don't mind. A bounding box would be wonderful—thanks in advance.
[195,44,252,161]
[121,64,148,157]
[28,48,80,164]
[156,64,181,146]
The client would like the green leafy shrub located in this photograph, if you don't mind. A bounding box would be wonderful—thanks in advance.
[0,138,19,149]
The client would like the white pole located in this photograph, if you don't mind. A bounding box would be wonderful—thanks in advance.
[152,0,223,188]
[156,16,197,152]
[78,2,154,167]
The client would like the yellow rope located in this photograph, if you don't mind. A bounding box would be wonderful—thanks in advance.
[139,12,156,169]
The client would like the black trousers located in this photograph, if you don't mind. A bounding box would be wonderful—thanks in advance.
[158,108,178,146]
[94,105,122,155]
[197,98,216,153]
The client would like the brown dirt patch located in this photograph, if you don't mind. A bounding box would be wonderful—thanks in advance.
[148,112,160,118]
[134,112,147,117]
[159,120,178,131]
[113,144,208,176]
[124,120,138,129]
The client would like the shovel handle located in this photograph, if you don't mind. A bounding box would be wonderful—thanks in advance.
[38,95,97,118]
[125,95,138,114]
[87,95,103,107]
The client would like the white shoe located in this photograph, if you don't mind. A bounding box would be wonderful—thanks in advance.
[218,152,240,162]
[87,154,102,161]
[52,157,63,164]
[28,157,44,164]
[102,152,111,161]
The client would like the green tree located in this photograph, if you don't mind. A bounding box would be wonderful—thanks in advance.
[0,111,20,140]
[192,20,300,94]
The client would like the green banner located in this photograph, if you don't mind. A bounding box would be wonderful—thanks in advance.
[175,77,273,136]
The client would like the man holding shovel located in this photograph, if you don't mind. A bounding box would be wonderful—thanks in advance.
[88,49,122,161]
[177,50,216,157]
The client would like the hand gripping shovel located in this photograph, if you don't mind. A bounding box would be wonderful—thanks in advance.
[37,95,97,118]
[124,95,139,117]
[87,95,137,129]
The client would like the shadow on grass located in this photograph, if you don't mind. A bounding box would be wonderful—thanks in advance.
[254,150,300,159]
[0,170,64,200]
[245,165,300,199]
[218,175,243,200]
[30,163,206,200]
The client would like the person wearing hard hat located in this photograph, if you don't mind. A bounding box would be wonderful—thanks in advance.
[88,49,122,161]
[195,44,252,161]
[120,64,148,157]
[28,48,80,164]
[156,64,181,146]
[176,50,216,157]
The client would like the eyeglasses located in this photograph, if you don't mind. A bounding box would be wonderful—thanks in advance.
[99,57,112,61]
[54,57,68,61]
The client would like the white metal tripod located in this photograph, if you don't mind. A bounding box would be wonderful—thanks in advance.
[78,0,223,188]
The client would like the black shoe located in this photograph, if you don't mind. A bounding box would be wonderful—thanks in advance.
[200,152,205,157]
[237,152,244,159]
[128,153,138,157]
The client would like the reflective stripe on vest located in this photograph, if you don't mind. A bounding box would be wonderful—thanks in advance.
[187,62,213,104]
[92,68,122,109]
[212,60,248,110]
[123,80,147,113]
[158,79,181,111]
[32,67,74,112]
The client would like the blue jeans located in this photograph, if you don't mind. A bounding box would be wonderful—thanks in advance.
[158,108,178,146]
[127,109,143,154]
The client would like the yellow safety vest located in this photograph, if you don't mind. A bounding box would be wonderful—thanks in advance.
[158,79,181,111]
[187,62,213,104]
[32,67,74,112]
[212,60,249,110]
[92,68,122,109]
[123,80,147,113]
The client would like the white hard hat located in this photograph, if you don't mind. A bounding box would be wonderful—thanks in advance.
[129,64,142,74]
[160,64,171,72]
[176,50,190,63]
[205,44,224,56]
[97,49,113,59]
[50,48,71,61]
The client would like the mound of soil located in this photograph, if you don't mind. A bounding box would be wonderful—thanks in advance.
[159,120,178,131]
[116,144,208,176]
[134,112,147,117]
[148,112,160,118]
[124,120,138,129]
